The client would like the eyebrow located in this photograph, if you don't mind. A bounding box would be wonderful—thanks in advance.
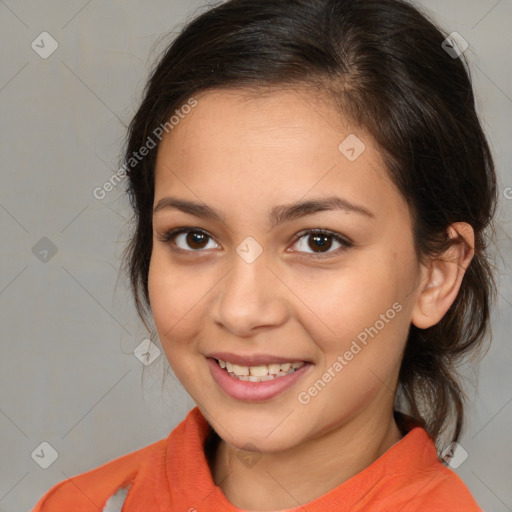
[152,195,375,228]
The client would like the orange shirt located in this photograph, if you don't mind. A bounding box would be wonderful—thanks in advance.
[32,407,482,511]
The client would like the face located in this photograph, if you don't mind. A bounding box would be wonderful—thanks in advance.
[148,88,422,452]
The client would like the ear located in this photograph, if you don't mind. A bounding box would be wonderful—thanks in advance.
[411,222,475,329]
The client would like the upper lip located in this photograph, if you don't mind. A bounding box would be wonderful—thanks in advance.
[206,352,310,366]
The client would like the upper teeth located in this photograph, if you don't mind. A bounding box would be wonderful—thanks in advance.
[217,359,305,378]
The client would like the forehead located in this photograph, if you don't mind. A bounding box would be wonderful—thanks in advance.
[160,87,350,156]
[153,88,405,224]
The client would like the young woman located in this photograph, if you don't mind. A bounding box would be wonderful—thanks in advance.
[32,0,497,510]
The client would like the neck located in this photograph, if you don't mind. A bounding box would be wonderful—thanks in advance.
[207,407,404,511]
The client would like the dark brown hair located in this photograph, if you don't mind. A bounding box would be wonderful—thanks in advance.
[121,0,498,452]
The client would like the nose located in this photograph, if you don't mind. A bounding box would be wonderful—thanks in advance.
[212,248,289,337]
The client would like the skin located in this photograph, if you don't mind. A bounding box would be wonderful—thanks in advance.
[148,87,474,511]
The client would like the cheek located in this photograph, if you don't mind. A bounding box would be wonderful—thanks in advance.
[147,250,206,352]
[291,263,399,335]
[292,255,411,373]
[148,254,209,390]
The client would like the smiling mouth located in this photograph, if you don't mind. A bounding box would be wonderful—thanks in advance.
[214,358,306,382]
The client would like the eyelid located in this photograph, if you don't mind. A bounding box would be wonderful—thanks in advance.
[157,226,352,256]
[289,228,352,257]
[156,226,219,250]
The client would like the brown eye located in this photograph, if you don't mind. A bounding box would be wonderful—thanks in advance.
[160,228,219,251]
[307,233,334,252]
[292,229,351,256]
[183,231,208,249]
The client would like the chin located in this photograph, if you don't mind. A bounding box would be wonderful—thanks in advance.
[202,403,309,452]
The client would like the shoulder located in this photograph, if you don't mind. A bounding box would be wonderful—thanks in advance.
[378,425,483,512]
[31,438,166,512]
[411,463,482,511]
[392,463,482,512]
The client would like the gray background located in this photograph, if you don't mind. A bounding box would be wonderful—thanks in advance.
[0,1,510,511]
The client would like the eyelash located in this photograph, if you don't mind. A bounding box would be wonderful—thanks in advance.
[157,227,353,258]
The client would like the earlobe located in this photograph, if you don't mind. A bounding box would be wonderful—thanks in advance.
[411,222,475,330]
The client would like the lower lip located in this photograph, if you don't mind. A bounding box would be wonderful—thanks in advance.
[207,358,312,402]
